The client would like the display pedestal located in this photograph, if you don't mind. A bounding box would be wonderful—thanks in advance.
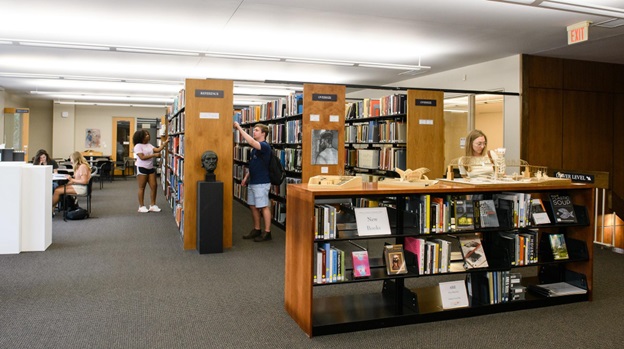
[197,181,223,254]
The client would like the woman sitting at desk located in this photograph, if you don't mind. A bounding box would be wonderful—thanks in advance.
[52,151,92,207]
[33,149,59,173]
[458,129,494,178]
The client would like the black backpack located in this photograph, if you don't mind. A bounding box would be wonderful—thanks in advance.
[268,152,286,185]
[66,207,89,220]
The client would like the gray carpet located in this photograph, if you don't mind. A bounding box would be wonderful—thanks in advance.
[1,178,624,349]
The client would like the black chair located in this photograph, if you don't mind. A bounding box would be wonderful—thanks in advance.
[95,159,113,186]
[115,159,127,180]
[62,177,94,221]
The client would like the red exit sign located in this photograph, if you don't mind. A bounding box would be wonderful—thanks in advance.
[567,21,590,45]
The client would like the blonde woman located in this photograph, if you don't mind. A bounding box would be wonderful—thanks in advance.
[459,129,494,178]
[52,151,92,207]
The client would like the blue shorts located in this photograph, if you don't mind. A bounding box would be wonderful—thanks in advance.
[247,183,270,208]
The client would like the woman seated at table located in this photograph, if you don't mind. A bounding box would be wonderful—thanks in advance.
[52,151,92,208]
[32,149,59,173]
[458,129,494,178]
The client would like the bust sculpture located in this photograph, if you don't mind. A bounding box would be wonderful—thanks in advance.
[201,150,218,181]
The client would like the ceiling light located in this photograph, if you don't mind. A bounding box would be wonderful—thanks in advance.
[284,58,354,66]
[18,41,111,51]
[204,53,282,62]
[490,0,624,19]
[115,47,200,56]
[357,63,431,70]
[0,40,13,45]
[55,101,166,108]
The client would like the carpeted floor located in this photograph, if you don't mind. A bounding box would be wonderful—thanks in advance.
[1,178,624,348]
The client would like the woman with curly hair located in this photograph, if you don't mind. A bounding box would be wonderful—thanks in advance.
[52,151,91,207]
[132,129,168,213]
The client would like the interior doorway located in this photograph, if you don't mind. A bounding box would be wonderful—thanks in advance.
[112,117,135,176]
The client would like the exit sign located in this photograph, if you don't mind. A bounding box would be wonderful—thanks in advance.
[567,21,590,45]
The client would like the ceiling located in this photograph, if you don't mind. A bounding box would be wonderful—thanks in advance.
[1,0,624,108]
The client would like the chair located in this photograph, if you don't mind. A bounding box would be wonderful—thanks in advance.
[115,159,127,180]
[124,157,136,177]
[90,165,102,189]
[62,177,94,221]
[95,159,113,185]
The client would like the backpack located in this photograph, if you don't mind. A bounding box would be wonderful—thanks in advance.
[268,152,286,185]
[66,207,89,220]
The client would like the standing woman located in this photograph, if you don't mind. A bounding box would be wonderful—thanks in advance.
[133,129,168,213]
[52,151,91,207]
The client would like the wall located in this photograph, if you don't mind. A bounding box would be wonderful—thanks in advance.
[28,100,54,159]
[52,104,163,159]
[388,55,522,161]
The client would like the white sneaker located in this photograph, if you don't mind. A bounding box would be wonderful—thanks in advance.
[138,206,149,213]
[148,205,161,212]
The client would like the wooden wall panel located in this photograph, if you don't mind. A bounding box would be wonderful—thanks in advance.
[183,79,233,250]
[613,94,624,214]
[562,91,613,172]
[563,60,615,93]
[522,55,562,89]
[521,88,563,169]
[301,84,345,183]
[406,90,444,178]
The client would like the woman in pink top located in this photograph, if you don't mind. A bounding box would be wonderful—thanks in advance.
[132,129,169,213]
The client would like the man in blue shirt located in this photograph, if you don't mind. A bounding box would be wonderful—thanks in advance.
[233,122,272,242]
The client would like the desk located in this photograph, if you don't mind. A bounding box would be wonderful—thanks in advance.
[0,163,52,254]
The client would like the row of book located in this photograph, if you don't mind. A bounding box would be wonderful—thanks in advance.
[344,120,407,144]
[345,94,407,119]
[167,111,185,134]
[405,237,452,275]
[168,134,184,157]
[168,89,186,116]
[345,147,406,171]
[238,93,304,124]
[467,271,525,305]
[315,242,346,284]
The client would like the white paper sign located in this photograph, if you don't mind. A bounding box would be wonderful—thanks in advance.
[329,115,339,122]
[320,167,328,174]
[439,280,469,309]
[354,207,392,236]
[200,112,219,119]
[310,114,320,122]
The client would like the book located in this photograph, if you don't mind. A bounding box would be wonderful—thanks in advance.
[548,233,569,260]
[528,282,587,297]
[383,244,408,275]
[454,196,474,230]
[352,250,371,278]
[549,194,577,223]
[474,199,500,228]
[530,198,551,225]
[459,235,489,269]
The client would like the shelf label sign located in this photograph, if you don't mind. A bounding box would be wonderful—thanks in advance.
[416,99,437,107]
[312,93,337,102]
[567,21,590,45]
[195,89,224,98]
[354,207,392,236]
[555,171,594,183]
[16,109,29,113]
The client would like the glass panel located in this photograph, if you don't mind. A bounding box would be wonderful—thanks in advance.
[116,120,131,161]
[475,94,504,150]
[3,112,23,150]
[444,95,469,167]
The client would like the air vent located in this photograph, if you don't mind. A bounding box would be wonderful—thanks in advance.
[594,18,624,28]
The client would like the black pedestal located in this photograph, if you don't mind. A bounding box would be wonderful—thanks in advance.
[0,148,14,161]
[197,181,223,254]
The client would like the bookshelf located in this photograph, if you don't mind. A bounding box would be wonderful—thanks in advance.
[284,181,593,337]
[344,89,444,179]
[165,78,233,250]
[233,83,345,227]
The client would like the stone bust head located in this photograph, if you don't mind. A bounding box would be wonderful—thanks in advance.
[201,150,218,173]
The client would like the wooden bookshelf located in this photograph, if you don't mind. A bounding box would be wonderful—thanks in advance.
[166,79,233,250]
[284,181,594,337]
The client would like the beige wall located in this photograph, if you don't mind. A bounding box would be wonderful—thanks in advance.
[28,100,54,159]
[52,104,164,159]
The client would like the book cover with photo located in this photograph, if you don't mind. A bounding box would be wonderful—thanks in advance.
[548,233,569,260]
[459,234,489,269]
[383,244,408,275]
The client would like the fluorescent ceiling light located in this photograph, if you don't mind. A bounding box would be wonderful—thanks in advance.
[490,0,624,19]
[204,53,282,62]
[285,58,354,66]
[30,91,173,103]
[115,47,200,56]
[357,63,431,70]
[0,40,13,45]
[55,101,166,108]
[18,41,111,51]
